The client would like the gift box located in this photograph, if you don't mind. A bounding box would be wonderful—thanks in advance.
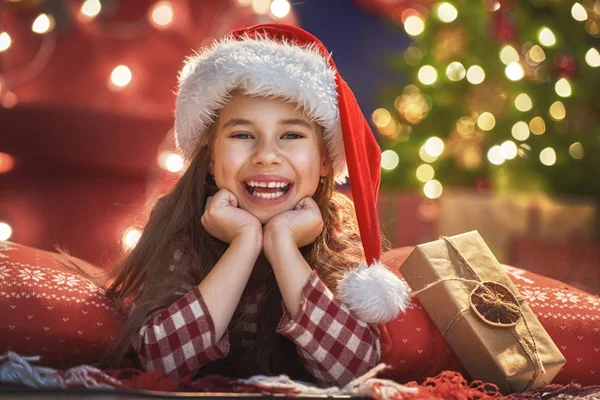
[399,231,566,394]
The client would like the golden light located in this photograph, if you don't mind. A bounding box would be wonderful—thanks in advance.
[372,108,392,127]
[122,228,142,250]
[514,93,533,111]
[555,78,572,97]
[528,45,546,63]
[461,146,482,170]
[517,143,531,158]
[549,101,566,120]
[270,0,291,18]
[0,222,12,241]
[424,136,445,157]
[423,180,443,199]
[501,140,518,160]
[569,142,584,159]
[381,149,400,170]
[0,32,11,52]
[529,116,546,135]
[585,48,600,67]
[446,61,466,81]
[395,93,429,124]
[539,147,556,166]
[437,3,458,23]
[585,20,599,36]
[456,117,475,136]
[500,45,519,65]
[404,15,425,36]
[416,164,435,182]
[418,65,438,85]
[505,62,525,81]
[466,65,485,84]
[0,152,15,174]
[487,145,505,165]
[110,65,132,88]
[404,46,424,65]
[2,92,18,108]
[419,146,438,163]
[81,0,101,19]
[538,27,556,47]
[571,3,588,21]
[150,1,174,28]
[237,0,252,5]
[511,121,530,141]
[158,151,185,173]
[32,14,54,34]
[251,0,271,14]
[477,112,496,131]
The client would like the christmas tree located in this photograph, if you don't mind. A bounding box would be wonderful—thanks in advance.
[374,0,600,198]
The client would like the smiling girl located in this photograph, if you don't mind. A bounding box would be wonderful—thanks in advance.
[104,24,408,387]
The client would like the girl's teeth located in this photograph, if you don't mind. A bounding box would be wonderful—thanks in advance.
[251,190,285,199]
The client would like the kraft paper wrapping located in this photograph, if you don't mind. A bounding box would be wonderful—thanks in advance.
[400,231,566,394]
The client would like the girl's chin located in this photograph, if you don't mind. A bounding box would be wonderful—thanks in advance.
[245,204,291,225]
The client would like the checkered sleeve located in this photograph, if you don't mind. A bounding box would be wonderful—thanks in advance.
[133,286,230,379]
[276,271,380,387]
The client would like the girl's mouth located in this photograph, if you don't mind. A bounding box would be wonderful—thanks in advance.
[242,181,293,202]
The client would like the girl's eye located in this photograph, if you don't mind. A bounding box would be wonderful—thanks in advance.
[231,132,253,139]
[282,132,304,139]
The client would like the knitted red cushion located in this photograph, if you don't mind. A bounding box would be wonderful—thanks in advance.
[0,241,122,368]
[379,246,600,387]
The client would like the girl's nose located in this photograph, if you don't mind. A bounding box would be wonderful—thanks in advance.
[252,139,283,166]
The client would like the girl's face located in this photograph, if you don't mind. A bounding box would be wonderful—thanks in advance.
[211,93,329,224]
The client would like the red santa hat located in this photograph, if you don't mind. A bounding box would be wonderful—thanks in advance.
[174,24,409,324]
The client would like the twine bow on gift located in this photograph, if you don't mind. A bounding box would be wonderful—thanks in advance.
[412,236,546,391]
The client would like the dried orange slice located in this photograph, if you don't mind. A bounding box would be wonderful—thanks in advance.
[469,281,521,327]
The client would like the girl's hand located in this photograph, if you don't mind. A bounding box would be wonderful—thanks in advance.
[201,189,262,244]
[263,197,324,249]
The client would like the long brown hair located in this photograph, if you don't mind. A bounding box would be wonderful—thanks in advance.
[102,117,387,379]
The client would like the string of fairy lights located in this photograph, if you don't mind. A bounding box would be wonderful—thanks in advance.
[373,1,600,200]
[0,0,294,247]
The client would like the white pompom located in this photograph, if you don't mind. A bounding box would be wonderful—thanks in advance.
[338,262,410,324]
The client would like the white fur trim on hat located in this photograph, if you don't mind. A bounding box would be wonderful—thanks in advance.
[175,34,348,184]
[338,262,410,324]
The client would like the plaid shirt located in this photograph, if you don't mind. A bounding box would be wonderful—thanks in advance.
[133,270,380,387]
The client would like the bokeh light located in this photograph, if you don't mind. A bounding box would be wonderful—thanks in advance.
[487,145,505,165]
[405,15,426,36]
[416,164,435,182]
[569,142,584,159]
[270,0,291,18]
[539,147,556,166]
[500,45,519,65]
[418,65,438,85]
[0,32,10,52]
[437,3,458,22]
[571,3,588,21]
[511,121,530,141]
[423,180,443,199]
[32,14,54,34]
[110,65,132,88]
[514,93,533,112]
[555,78,572,97]
[122,228,142,250]
[466,65,485,84]
[538,27,556,47]
[381,150,400,170]
[477,112,496,131]
[549,101,566,120]
[446,61,466,81]
[424,136,445,157]
[0,222,12,241]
